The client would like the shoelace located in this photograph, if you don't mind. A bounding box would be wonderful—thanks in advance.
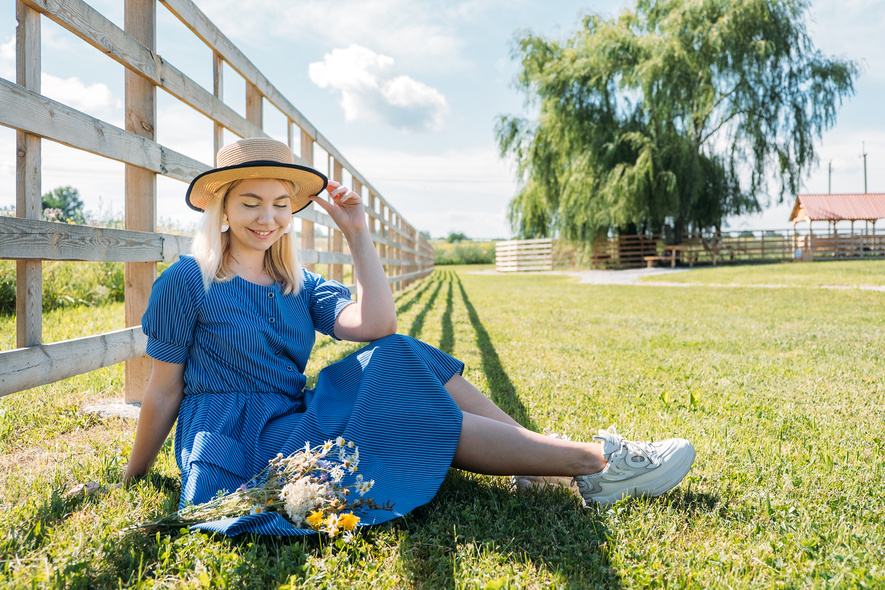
[595,428,662,468]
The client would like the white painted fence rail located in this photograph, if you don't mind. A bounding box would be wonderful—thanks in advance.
[495,238,553,272]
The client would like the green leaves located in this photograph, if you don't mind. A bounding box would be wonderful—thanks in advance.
[498,0,858,241]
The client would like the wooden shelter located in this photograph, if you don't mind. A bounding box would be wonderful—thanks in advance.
[789,193,885,233]
[788,193,885,260]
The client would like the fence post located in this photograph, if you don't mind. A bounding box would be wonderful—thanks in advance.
[378,199,388,282]
[15,0,42,349]
[246,81,262,128]
[300,129,315,271]
[352,177,363,289]
[331,159,344,283]
[213,52,224,160]
[123,0,157,404]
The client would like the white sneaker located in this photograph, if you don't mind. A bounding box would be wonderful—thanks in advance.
[574,427,695,508]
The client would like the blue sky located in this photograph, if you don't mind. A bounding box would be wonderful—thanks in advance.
[1,0,883,238]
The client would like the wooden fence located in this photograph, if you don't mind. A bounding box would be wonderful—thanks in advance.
[0,0,433,402]
[495,238,553,272]
[588,229,885,269]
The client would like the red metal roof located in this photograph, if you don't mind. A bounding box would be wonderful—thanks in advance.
[789,193,885,222]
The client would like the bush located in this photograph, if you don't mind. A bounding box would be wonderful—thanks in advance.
[433,240,496,265]
[0,259,125,315]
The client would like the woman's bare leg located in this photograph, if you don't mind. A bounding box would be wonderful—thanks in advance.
[444,374,524,428]
[452,411,606,477]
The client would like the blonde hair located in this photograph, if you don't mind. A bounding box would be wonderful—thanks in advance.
[190,179,304,295]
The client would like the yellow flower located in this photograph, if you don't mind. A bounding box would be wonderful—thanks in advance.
[338,512,360,531]
[306,510,325,528]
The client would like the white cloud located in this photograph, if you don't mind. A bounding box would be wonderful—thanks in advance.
[2,35,120,123]
[40,74,121,122]
[196,0,469,72]
[309,45,448,133]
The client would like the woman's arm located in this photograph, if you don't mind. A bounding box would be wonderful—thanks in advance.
[310,181,397,342]
[123,359,186,485]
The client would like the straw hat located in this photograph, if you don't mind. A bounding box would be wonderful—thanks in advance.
[186,137,328,213]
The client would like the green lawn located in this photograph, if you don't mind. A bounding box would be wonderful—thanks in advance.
[1,263,884,588]
[640,259,885,287]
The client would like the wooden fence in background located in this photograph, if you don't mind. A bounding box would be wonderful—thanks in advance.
[499,229,885,271]
[495,238,553,272]
[587,229,885,269]
[0,0,433,401]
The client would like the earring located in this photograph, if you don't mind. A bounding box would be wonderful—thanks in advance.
[283,220,293,234]
[220,214,229,233]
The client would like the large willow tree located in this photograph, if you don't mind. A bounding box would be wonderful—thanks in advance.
[496,0,858,241]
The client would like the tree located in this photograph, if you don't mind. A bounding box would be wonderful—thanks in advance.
[496,0,858,242]
[445,232,468,243]
[42,186,86,224]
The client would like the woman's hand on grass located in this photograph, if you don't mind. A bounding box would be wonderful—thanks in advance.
[64,481,120,497]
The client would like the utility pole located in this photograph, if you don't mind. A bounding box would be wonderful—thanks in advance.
[862,142,868,193]
[828,160,832,194]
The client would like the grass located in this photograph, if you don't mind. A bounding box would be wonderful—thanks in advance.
[639,259,885,287]
[2,262,885,588]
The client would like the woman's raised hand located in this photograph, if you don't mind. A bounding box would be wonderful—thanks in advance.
[310,181,367,235]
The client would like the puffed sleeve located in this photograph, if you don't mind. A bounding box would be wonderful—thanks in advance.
[302,269,354,338]
[141,256,205,364]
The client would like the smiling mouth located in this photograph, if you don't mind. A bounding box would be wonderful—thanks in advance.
[250,229,275,237]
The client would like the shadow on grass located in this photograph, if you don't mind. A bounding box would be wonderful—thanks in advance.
[439,273,455,355]
[455,274,536,430]
[396,272,440,316]
[397,471,622,589]
[408,277,444,340]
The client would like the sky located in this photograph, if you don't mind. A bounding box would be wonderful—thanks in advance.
[1,0,883,239]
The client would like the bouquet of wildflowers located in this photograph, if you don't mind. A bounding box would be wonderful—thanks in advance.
[138,438,389,539]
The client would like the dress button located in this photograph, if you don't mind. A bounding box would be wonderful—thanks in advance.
[286,366,292,371]
[275,351,280,356]
[269,317,275,323]
[268,292,274,298]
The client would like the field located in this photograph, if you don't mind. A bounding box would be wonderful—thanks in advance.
[1,261,884,588]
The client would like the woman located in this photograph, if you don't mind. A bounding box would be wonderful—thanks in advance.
[123,137,695,536]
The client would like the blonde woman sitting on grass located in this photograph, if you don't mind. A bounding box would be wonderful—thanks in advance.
[110,137,696,535]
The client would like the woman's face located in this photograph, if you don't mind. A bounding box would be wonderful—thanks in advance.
[224,178,293,255]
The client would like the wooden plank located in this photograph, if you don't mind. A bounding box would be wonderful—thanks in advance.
[298,251,416,267]
[15,0,42,349]
[331,159,344,283]
[246,81,262,128]
[124,0,156,404]
[213,51,224,159]
[300,250,353,266]
[0,78,209,182]
[300,129,316,271]
[0,217,191,262]
[20,0,265,143]
[388,268,433,285]
[496,239,552,248]
[0,327,147,398]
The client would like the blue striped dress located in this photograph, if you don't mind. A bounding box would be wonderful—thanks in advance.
[141,256,464,536]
